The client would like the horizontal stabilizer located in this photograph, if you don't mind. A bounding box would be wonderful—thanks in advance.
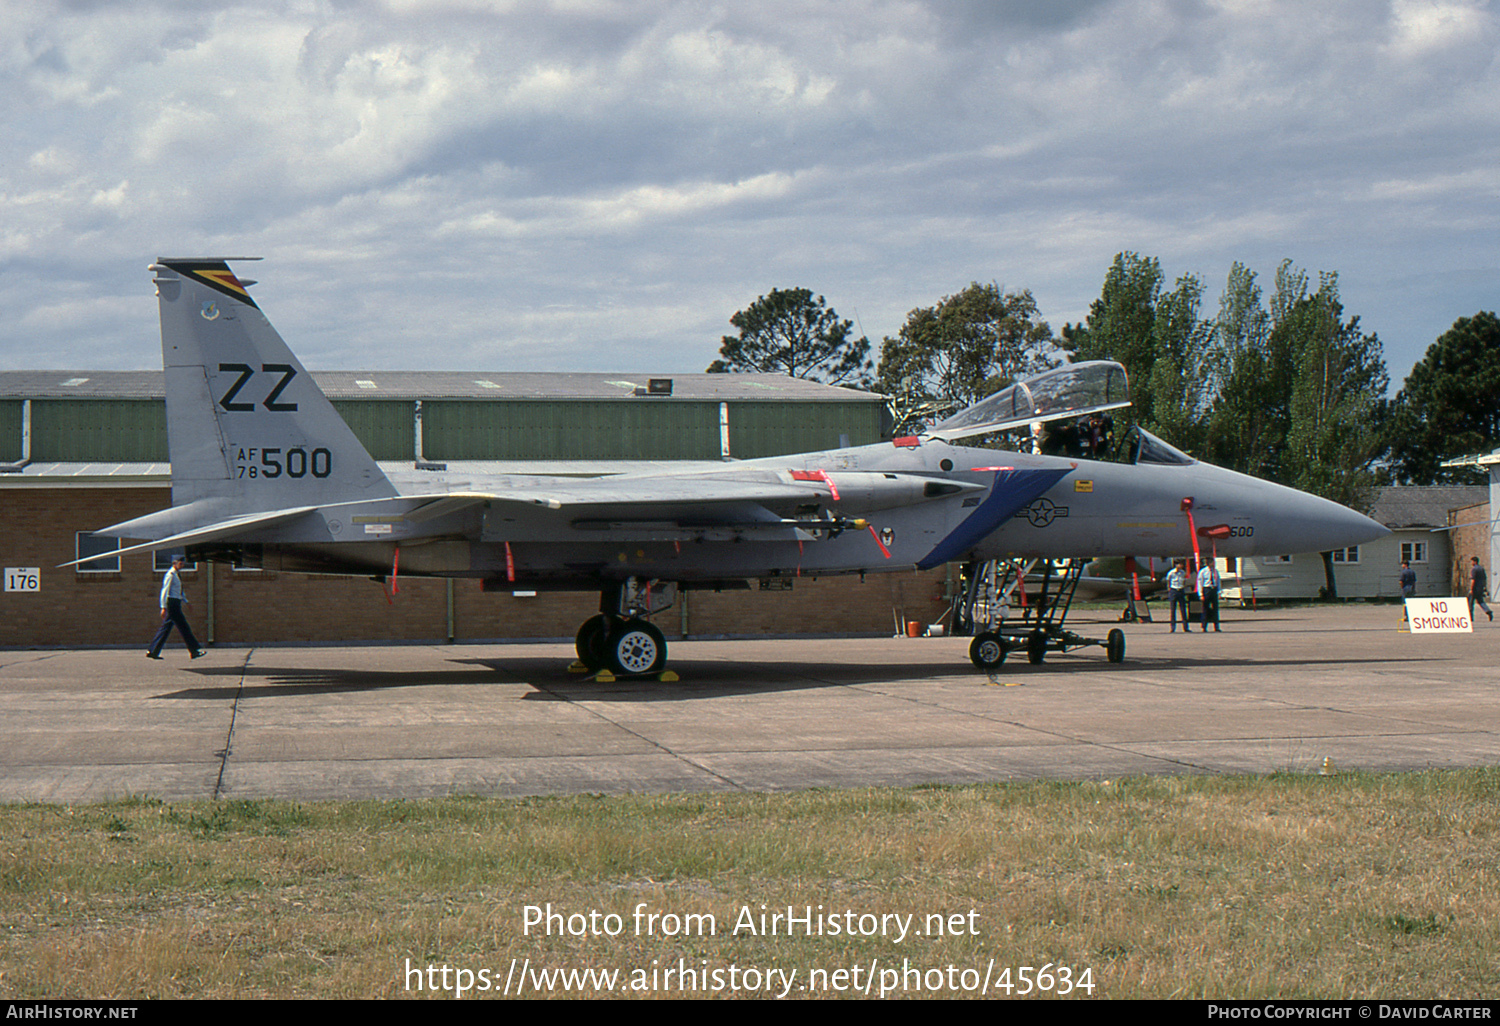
[59,507,317,568]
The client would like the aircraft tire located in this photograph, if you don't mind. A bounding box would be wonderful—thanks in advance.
[1106,628,1126,663]
[604,619,667,677]
[1026,630,1047,665]
[969,632,1006,670]
[575,614,610,672]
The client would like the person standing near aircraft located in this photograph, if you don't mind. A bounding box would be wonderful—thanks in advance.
[1198,560,1222,633]
[1167,559,1190,633]
[1470,556,1493,623]
[1400,560,1417,622]
[147,555,205,660]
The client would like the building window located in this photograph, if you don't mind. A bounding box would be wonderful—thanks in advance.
[1331,546,1360,564]
[1264,554,1293,564]
[153,551,197,573]
[75,533,120,573]
[1400,541,1428,564]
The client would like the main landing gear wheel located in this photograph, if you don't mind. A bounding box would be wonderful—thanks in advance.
[575,614,609,672]
[969,632,1007,670]
[1106,628,1126,663]
[604,620,667,677]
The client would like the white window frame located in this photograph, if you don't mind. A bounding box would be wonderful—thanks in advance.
[1331,546,1360,564]
[1400,541,1428,564]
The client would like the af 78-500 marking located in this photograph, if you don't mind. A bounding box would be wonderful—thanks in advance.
[232,445,332,480]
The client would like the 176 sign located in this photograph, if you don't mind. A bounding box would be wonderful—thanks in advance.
[4,567,40,592]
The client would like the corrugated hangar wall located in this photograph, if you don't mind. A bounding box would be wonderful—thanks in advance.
[12,399,169,462]
[0,401,22,461]
[2,395,883,462]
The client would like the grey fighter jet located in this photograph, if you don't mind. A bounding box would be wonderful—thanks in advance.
[68,259,1388,675]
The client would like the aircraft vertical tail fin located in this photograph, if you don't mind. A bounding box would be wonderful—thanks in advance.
[151,258,398,512]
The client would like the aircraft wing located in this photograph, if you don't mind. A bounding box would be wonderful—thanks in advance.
[464,476,838,512]
[1222,573,1290,587]
[409,469,988,535]
[1069,576,1169,601]
[61,468,992,566]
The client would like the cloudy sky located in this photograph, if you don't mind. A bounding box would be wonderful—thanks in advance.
[2,0,1496,390]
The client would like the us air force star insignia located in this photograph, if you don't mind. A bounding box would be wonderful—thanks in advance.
[1017,498,1070,528]
[201,301,220,321]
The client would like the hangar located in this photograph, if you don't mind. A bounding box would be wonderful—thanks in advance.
[0,371,953,648]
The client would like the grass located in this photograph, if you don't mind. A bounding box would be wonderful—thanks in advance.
[3,771,1499,999]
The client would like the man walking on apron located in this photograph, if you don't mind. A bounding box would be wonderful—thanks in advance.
[147,555,206,659]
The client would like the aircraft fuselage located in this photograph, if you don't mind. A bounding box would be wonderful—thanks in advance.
[216,438,1383,588]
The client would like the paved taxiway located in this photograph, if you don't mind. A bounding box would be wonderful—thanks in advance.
[3,605,1498,803]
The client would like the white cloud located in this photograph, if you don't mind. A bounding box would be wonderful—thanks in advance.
[0,0,1495,385]
[1387,0,1494,56]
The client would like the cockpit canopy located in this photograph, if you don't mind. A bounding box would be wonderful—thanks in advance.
[924,360,1131,442]
[920,361,1197,466]
[1126,426,1195,466]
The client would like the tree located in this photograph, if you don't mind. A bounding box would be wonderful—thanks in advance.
[876,283,1057,427]
[1063,253,1215,451]
[1384,312,1500,485]
[1073,256,1389,597]
[1208,263,1388,598]
[1202,261,1388,508]
[707,288,872,388]
[1200,262,1295,481]
[1280,272,1388,515]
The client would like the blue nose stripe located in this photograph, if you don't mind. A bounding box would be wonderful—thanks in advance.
[916,467,1070,570]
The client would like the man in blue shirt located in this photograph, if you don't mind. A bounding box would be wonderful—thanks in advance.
[147,555,205,659]
[1197,561,1222,633]
[1471,557,1493,623]
[1166,560,1190,633]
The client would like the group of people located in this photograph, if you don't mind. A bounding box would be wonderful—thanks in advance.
[1165,559,1222,633]
[1158,554,1493,633]
[1402,556,1492,622]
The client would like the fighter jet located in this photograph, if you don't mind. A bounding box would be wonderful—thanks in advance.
[68,259,1389,675]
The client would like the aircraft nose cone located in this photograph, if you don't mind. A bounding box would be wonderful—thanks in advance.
[1192,462,1391,557]
[1264,487,1389,555]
